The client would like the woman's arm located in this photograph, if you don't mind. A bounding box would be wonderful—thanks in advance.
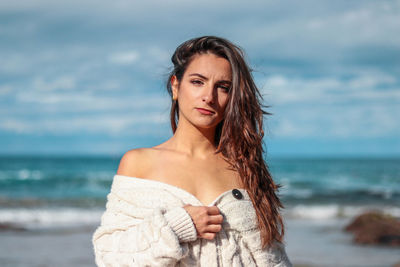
[92,191,198,267]
[93,150,197,266]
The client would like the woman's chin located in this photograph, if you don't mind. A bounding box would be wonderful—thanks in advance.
[192,121,219,130]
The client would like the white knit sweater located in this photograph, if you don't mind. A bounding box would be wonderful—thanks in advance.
[92,175,292,267]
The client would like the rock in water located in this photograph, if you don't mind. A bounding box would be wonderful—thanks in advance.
[0,222,26,232]
[344,210,400,247]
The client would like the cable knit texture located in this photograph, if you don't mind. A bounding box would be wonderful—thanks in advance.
[92,175,292,267]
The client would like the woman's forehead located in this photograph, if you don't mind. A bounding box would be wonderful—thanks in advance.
[185,53,232,80]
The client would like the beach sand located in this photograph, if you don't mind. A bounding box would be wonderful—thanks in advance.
[285,218,400,267]
[0,226,96,267]
[0,219,399,267]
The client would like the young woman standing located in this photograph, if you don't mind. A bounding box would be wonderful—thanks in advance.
[93,36,292,266]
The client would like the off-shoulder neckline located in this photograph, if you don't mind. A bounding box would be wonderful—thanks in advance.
[113,174,247,207]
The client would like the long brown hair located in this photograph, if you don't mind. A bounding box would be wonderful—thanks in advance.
[166,36,285,248]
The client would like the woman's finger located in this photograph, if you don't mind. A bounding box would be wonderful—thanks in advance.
[208,214,224,224]
[207,206,221,215]
[205,224,222,233]
[201,232,216,240]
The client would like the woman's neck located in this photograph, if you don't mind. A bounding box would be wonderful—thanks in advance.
[169,119,217,159]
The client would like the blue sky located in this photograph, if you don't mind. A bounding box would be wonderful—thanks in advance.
[0,0,399,157]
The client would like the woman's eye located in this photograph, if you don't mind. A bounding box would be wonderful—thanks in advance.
[218,85,230,92]
[191,80,203,85]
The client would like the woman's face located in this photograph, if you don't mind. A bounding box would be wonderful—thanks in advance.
[172,53,232,130]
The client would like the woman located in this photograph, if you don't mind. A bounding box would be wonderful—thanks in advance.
[92,36,292,266]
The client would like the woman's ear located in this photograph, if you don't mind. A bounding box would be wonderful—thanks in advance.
[171,75,179,99]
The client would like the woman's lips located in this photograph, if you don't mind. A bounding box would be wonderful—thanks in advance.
[196,108,215,115]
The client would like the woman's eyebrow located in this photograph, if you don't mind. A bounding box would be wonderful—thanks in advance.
[218,80,232,84]
[189,73,231,83]
[189,73,208,80]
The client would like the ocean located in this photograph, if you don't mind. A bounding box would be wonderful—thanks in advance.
[1,155,399,266]
[1,155,399,230]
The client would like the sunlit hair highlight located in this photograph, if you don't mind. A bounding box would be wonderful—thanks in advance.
[166,36,285,248]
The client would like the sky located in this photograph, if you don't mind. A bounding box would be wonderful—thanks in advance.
[0,0,399,157]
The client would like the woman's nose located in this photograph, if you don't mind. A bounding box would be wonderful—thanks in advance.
[202,84,215,103]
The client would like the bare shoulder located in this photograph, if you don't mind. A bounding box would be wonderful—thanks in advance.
[116,148,155,178]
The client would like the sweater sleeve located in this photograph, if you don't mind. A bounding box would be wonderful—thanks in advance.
[92,190,198,267]
[259,241,293,267]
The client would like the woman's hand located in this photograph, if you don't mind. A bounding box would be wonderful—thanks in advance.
[183,204,223,240]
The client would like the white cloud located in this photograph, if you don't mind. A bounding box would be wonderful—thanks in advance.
[262,73,400,105]
[348,74,396,89]
[1,119,33,134]
[0,113,169,135]
[33,76,76,91]
[269,103,400,139]
[269,118,318,138]
[16,89,170,111]
[0,54,30,75]
[108,51,139,65]
[7,80,172,135]
[263,72,400,138]
[0,85,12,96]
